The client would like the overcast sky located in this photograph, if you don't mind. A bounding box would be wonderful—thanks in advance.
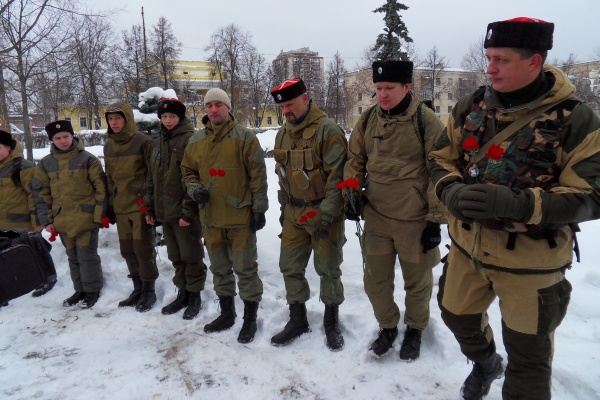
[100,0,600,70]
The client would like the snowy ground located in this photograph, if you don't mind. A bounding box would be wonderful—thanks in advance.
[1,131,599,399]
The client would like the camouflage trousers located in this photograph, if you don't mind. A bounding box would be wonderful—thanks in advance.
[60,228,103,292]
[278,218,345,306]
[203,226,263,302]
[438,245,572,399]
[162,220,207,293]
[116,212,158,282]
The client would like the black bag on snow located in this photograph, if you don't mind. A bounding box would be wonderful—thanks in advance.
[0,229,56,304]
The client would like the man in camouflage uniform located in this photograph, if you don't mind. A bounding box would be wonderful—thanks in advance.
[33,120,108,309]
[181,88,268,344]
[270,78,347,351]
[104,103,158,313]
[344,61,445,361]
[0,130,57,305]
[428,18,600,399]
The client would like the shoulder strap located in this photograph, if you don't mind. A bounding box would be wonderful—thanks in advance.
[472,101,561,163]
[416,102,425,146]
[11,157,23,187]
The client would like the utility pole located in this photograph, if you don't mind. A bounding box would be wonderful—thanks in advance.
[142,7,149,87]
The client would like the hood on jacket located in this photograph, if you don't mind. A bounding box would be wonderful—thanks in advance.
[105,102,138,141]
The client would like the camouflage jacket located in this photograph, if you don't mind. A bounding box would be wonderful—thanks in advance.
[428,65,600,272]
[0,141,37,230]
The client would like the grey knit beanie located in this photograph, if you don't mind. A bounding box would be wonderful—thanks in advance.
[204,88,231,109]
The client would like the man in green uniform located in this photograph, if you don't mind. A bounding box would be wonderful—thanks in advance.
[428,17,600,399]
[270,78,347,351]
[344,61,445,361]
[181,88,268,344]
[104,103,158,312]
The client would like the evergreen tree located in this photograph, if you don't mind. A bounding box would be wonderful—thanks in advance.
[372,0,413,61]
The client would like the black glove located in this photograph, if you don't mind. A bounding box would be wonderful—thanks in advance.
[344,189,362,221]
[441,182,473,224]
[421,221,441,254]
[314,216,332,239]
[250,212,266,232]
[192,187,210,204]
[458,184,532,221]
[279,206,285,227]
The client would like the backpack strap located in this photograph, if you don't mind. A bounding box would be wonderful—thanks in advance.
[361,105,377,133]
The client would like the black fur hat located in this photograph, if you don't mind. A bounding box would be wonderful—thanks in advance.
[484,17,554,50]
[372,60,413,84]
[157,98,187,120]
[45,120,74,140]
[0,129,15,149]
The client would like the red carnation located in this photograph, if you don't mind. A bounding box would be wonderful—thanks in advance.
[101,217,110,229]
[486,144,504,160]
[140,206,148,213]
[306,211,317,219]
[135,198,144,206]
[209,168,218,177]
[462,137,480,152]
[299,215,308,223]
[49,230,59,242]
[217,169,225,177]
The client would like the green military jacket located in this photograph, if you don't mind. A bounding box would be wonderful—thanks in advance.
[181,113,268,228]
[144,117,197,223]
[345,92,446,223]
[273,101,347,222]
[0,141,37,230]
[428,65,600,272]
[33,138,108,236]
[104,102,153,215]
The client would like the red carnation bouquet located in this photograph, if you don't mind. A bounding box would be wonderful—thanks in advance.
[337,178,366,269]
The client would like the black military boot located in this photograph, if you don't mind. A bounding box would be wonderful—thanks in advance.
[369,326,398,358]
[324,304,344,351]
[63,291,86,307]
[32,275,57,297]
[183,291,202,320]
[81,291,100,309]
[271,303,311,346]
[135,280,157,312]
[399,326,422,361]
[237,300,259,344]
[118,276,143,308]
[161,289,190,315]
[204,296,236,333]
[460,353,504,400]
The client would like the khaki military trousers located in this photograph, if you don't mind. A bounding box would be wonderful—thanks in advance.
[60,228,103,292]
[439,245,572,399]
[278,216,345,306]
[363,203,439,330]
[204,226,263,302]
[162,220,207,293]
[116,212,158,282]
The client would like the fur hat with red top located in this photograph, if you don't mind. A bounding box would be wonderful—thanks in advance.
[484,17,554,50]
[157,97,187,120]
[271,78,307,103]
[0,130,16,149]
[45,120,74,140]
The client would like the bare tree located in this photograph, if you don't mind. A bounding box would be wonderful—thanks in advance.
[113,24,151,101]
[414,45,448,108]
[205,24,254,110]
[453,36,489,101]
[150,16,181,89]
[1,0,74,159]
[240,47,272,128]
[324,52,350,129]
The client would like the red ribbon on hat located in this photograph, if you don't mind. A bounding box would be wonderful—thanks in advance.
[505,17,547,23]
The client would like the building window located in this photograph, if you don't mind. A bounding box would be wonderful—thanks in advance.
[94,117,101,129]
[435,78,441,85]
[358,106,363,114]
[448,106,453,113]
[79,117,87,128]
[435,92,441,100]
[435,106,440,113]
[358,93,362,101]
[64,117,72,123]
[448,92,453,100]
[267,116,272,125]
[448,78,453,85]
[255,116,262,126]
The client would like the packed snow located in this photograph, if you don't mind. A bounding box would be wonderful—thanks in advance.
[1,129,599,400]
